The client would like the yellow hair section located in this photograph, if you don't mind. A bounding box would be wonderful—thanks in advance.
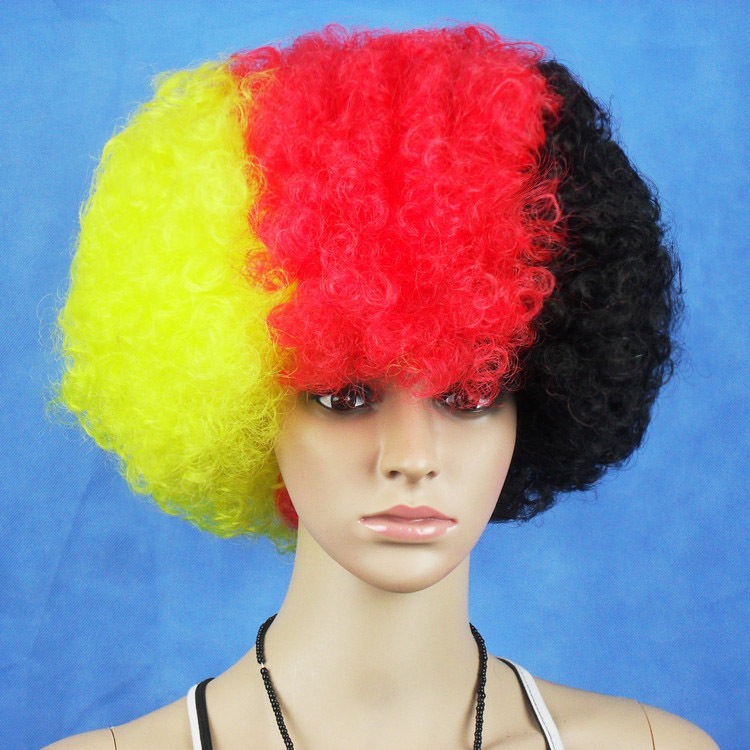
[51,62,296,551]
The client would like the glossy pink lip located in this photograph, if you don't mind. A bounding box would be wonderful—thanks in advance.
[359,505,456,541]
[364,504,454,521]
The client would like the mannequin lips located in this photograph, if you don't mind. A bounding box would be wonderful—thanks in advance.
[359,505,457,540]
[368,504,454,521]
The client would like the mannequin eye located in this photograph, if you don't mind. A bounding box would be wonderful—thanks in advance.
[437,390,507,413]
[309,384,378,412]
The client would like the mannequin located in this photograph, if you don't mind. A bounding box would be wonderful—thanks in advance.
[45,25,717,749]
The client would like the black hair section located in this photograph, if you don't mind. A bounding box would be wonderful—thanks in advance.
[492,60,683,522]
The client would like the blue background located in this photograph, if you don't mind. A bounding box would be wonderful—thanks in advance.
[1,1,748,748]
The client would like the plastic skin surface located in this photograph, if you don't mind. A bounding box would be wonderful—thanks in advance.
[273,382,517,595]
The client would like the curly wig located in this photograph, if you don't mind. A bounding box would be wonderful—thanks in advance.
[51,25,680,549]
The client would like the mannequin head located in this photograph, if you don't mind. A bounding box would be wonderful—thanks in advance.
[275,384,517,591]
[51,25,680,552]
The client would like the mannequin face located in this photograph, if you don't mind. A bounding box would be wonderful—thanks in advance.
[274,382,517,593]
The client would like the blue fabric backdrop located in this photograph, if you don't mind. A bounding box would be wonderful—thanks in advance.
[1,1,747,748]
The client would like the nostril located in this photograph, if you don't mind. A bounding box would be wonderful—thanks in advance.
[385,467,438,481]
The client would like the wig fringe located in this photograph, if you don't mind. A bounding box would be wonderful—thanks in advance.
[234,25,564,404]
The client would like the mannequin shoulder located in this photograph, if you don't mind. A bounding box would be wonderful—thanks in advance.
[42,696,192,750]
[639,703,719,750]
[43,729,116,750]
[535,677,718,750]
[43,653,262,749]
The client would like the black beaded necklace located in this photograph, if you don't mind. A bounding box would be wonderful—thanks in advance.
[255,613,488,749]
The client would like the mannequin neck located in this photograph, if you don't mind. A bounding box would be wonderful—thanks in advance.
[264,524,478,702]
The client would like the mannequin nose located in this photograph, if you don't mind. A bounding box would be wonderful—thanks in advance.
[377,393,440,483]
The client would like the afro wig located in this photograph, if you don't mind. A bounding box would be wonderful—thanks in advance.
[51,25,680,549]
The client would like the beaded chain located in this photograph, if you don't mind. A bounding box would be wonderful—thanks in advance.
[256,614,294,749]
[255,613,488,749]
[470,623,488,749]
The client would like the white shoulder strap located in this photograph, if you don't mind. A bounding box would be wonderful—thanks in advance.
[498,658,566,750]
[186,684,202,750]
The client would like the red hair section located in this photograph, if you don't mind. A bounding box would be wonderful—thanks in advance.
[233,25,563,402]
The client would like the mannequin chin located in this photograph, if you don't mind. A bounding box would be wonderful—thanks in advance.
[274,385,517,594]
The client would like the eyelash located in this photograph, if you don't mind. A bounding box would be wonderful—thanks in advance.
[309,385,377,412]
[308,386,507,414]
